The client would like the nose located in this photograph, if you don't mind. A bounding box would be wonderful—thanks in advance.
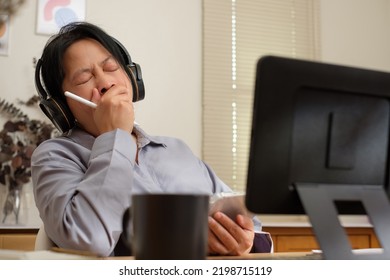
[100,84,115,95]
[95,69,115,95]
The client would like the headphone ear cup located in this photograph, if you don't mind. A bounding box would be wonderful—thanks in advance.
[112,38,145,102]
[128,63,145,102]
[39,98,74,133]
[35,58,75,133]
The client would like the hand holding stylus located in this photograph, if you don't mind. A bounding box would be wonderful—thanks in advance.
[65,90,138,129]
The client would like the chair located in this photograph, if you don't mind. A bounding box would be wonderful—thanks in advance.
[34,224,56,250]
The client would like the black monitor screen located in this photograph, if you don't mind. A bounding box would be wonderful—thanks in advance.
[245,56,390,215]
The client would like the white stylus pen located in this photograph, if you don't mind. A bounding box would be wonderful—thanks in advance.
[64,91,97,108]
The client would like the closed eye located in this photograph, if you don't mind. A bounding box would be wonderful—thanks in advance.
[71,57,120,85]
[75,72,93,85]
[103,58,120,72]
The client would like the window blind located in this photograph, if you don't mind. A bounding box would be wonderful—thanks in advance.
[203,0,320,191]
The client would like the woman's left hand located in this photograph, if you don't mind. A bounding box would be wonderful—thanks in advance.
[208,212,255,256]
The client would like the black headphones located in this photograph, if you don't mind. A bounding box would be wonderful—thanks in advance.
[35,38,145,133]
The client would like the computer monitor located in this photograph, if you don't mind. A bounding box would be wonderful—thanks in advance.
[245,56,390,259]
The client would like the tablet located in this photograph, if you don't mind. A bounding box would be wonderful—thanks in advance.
[209,192,254,220]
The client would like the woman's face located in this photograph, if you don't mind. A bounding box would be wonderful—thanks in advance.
[62,38,133,135]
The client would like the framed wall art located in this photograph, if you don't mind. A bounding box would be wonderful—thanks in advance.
[36,0,86,35]
[0,14,10,56]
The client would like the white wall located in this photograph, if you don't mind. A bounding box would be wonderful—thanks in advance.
[0,0,202,155]
[1,0,390,156]
[320,0,390,72]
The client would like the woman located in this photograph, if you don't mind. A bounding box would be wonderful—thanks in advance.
[32,21,271,257]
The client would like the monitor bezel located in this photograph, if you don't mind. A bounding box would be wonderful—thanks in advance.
[245,55,390,215]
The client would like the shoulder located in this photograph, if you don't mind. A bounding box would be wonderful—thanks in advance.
[32,135,81,161]
[32,127,94,163]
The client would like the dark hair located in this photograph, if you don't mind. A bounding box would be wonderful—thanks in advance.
[39,22,128,103]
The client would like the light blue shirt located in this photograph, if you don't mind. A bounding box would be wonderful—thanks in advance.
[32,125,261,256]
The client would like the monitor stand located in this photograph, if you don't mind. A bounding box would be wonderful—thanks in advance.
[295,183,390,259]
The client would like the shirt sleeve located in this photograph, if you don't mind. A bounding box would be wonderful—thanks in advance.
[31,129,136,256]
[250,232,273,253]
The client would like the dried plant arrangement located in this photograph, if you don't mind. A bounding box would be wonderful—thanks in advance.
[0,96,57,224]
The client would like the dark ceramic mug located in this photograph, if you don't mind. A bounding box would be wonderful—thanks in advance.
[122,194,209,260]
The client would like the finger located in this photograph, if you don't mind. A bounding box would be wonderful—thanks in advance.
[208,217,230,255]
[210,213,241,254]
[208,228,224,255]
[103,85,130,98]
[91,88,100,104]
[99,87,133,109]
[213,212,255,255]
[236,214,254,231]
[213,212,244,238]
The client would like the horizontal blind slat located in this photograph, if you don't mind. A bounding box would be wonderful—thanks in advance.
[203,0,320,191]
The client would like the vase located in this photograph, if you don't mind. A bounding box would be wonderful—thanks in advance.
[0,184,28,225]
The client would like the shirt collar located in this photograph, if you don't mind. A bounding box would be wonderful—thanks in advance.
[132,123,167,148]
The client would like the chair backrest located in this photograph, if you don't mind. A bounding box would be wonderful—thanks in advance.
[34,224,56,250]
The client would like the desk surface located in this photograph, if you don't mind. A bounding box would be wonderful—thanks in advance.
[208,252,321,260]
[0,249,321,260]
[104,252,322,260]
[106,252,321,260]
